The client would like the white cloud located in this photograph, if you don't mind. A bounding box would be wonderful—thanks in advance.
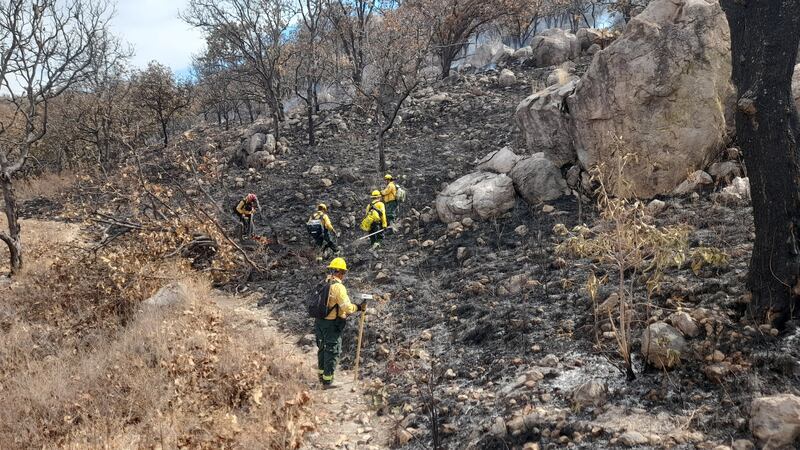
[109,0,206,74]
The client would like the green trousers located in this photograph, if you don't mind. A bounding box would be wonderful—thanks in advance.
[369,222,384,245]
[385,200,397,223]
[315,318,345,383]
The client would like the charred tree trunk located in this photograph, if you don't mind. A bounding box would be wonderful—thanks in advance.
[306,82,315,147]
[721,0,800,327]
[0,175,22,274]
[377,130,386,173]
[438,46,460,80]
[161,120,169,147]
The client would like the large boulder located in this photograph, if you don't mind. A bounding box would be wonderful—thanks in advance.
[468,43,511,68]
[476,147,522,174]
[576,28,604,51]
[249,132,276,154]
[512,46,533,60]
[567,0,734,198]
[509,154,570,205]
[530,29,579,67]
[641,322,687,370]
[515,78,580,167]
[436,172,516,223]
[750,394,800,449]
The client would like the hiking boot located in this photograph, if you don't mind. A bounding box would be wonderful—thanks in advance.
[322,383,340,390]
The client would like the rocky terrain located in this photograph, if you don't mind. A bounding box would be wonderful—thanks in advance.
[10,0,800,448]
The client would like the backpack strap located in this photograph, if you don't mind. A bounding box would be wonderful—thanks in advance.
[325,278,341,318]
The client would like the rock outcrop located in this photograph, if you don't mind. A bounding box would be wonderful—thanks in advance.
[515,78,579,167]
[509,154,570,205]
[567,0,734,198]
[476,147,521,174]
[530,29,579,67]
[436,172,516,223]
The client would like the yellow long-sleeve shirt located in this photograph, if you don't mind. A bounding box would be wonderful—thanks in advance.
[324,276,357,320]
[382,182,397,203]
[312,211,336,233]
[236,199,256,217]
[367,200,388,228]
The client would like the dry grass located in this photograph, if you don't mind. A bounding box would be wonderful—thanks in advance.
[14,171,77,201]
[0,218,315,449]
[0,277,314,449]
[0,217,82,274]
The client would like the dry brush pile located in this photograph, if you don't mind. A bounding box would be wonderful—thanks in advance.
[0,146,315,448]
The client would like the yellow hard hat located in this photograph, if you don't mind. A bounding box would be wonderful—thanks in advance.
[371,190,381,197]
[318,203,328,212]
[328,257,348,271]
[384,174,393,180]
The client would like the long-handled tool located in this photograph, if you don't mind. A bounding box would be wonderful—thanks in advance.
[355,228,386,241]
[353,293,373,383]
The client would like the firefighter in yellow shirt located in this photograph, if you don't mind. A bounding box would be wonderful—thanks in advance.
[315,257,365,388]
[307,203,338,256]
[382,174,398,224]
[365,190,388,247]
[235,193,259,237]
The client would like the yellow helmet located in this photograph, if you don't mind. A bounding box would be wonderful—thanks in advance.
[328,257,348,271]
[318,203,328,212]
[371,190,381,198]
[384,174,393,180]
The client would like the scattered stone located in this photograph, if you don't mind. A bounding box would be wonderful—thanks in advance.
[144,282,189,307]
[708,161,743,182]
[456,247,468,261]
[731,439,755,450]
[673,170,714,195]
[320,178,334,188]
[490,417,507,438]
[571,380,609,410]
[703,362,732,384]
[542,205,555,213]
[445,368,457,379]
[246,151,276,169]
[515,225,529,237]
[641,322,687,370]
[646,199,667,216]
[499,69,517,87]
[309,165,325,176]
[751,394,800,448]
[375,271,390,283]
[668,311,700,338]
[540,354,559,367]
[619,431,649,446]
[396,428,413,445]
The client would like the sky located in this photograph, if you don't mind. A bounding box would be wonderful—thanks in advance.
[109,0,206,77]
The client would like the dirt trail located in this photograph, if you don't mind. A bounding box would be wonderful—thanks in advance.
[213,294,392,450]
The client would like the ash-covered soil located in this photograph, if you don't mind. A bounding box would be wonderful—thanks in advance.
[19,62,795,450]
